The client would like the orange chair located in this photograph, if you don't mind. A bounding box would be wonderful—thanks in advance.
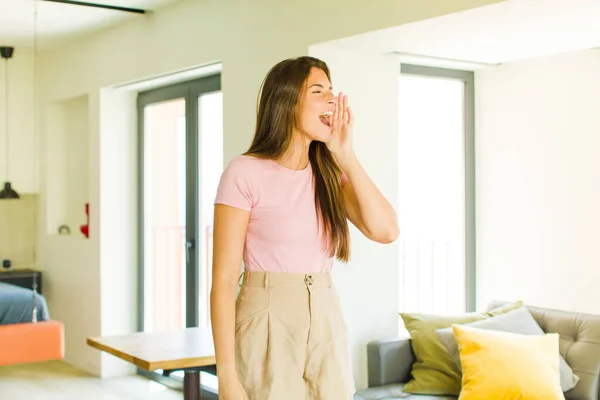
[0,320,64,366]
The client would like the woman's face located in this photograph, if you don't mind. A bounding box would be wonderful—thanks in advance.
[296,67,336,143]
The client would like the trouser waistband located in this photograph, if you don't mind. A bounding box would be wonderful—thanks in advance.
[239,270,332,288]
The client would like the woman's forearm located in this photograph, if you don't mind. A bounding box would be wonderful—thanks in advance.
[210,274,238,380]
[210,204,250,382]
[337,151,399,243]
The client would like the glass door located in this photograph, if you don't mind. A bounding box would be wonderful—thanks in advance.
[197,91,223,329]
[138,74,221,333]
[140,96,188,333]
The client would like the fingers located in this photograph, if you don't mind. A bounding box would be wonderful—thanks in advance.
[332,92,352,127]
[340,93,351,125]
[332,93,340,128]
[337,93,343,124]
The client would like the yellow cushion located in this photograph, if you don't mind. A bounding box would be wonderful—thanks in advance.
[452,324,565,400]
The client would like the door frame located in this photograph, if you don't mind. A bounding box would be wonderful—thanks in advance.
[135,74,221,393]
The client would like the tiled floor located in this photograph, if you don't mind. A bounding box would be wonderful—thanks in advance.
[0,360,185,400]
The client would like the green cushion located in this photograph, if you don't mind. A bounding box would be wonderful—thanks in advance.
[400,301,522,396]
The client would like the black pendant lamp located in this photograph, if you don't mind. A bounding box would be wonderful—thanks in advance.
[0,46,19,199]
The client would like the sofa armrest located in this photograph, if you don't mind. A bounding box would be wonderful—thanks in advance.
[366,337,415,388]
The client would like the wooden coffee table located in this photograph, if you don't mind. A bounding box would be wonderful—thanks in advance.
[87,327,216,400]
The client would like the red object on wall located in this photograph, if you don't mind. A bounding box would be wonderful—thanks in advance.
[80,203,89,238]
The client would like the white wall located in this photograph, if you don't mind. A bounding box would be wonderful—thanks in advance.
[308,48,400,388]
[45,95,90,235]
[36,0,505,384]
[0,50,37,193]
[475,49,600,314]
[98,88,138,377]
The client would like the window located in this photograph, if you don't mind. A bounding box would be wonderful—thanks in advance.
[397,65,475,323]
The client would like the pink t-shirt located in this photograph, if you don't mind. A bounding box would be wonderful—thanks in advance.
[214,155,347,273]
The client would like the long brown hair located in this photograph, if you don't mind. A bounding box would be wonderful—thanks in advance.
[245,56,350,262]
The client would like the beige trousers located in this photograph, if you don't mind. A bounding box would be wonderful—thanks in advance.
[234,270,355,400]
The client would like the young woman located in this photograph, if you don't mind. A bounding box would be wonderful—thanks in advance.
[210,56,399,400]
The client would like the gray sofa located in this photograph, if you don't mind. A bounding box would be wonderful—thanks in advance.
[355,301,600,400]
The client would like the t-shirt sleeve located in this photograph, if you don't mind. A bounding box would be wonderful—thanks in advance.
[214,158,253,212]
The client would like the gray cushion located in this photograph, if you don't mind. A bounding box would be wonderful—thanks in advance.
[354,383,457,400]
[435,306,579,393]
[488,301,600,400]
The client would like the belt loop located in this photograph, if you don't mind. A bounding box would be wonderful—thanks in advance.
[238,271,244,287]
[264,272,270,289]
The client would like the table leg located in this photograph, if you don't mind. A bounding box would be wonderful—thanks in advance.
[183,370,201,400]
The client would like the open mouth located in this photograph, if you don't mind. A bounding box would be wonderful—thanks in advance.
[319,111,333,127]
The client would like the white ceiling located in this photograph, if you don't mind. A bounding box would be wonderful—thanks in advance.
[316,0,600,68]
[4,0,600,64]
[0,0,182,51]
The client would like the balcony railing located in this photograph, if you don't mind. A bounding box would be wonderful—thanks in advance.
[398,238,466,316]
[146,224,214,332]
